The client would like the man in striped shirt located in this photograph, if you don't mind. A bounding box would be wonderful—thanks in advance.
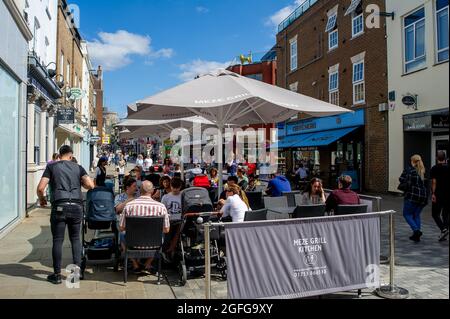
[119,181,170,273]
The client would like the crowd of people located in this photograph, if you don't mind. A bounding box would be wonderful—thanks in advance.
[37,145,448,285]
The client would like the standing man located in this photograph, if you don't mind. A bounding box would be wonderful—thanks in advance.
[37,145,95,285]
[431,151,449,242]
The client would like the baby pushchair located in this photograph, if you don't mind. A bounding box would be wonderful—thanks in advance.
[81,187,120,277]
[176,187,227,286]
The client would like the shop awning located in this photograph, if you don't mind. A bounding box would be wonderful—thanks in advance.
[271,136,308,149]
[292,126,360,148]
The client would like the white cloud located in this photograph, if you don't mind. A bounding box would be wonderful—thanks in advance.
[178,59,230,82]
[88,30,174,71]
[266,0,306,29]
[196,6,209,14]
[150,48,175,59]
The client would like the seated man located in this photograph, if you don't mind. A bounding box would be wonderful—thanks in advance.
[266,173,292,197]
[219,176,239,201]
[245,174,261,192]
[326,175,361,213]
[119,181,170,274]
[237,168,249,190]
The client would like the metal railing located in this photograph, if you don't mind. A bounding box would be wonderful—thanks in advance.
[204,210,409,299]
[278,0,319,33]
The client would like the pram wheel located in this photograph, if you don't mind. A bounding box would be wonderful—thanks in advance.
[178,261,187,286]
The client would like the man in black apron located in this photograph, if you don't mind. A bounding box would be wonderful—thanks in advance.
[37,145,94,284]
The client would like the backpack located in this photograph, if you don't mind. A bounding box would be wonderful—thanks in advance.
[193,175,211,188]
[181,187,213,214]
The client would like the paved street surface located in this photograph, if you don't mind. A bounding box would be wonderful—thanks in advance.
[0,167,447,299]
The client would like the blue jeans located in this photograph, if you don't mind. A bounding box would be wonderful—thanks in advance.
[403,199,425,232]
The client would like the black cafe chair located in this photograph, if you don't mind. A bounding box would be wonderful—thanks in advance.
[124,216,165,285]
[335,205,369,216]
[244,209,268,222]
[292,205,326,219]
[282,191,301,207]
[246,191,264,210]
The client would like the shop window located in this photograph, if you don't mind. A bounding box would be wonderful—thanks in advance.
[436,0,449,62]
[0,66,20,230]
[404,7,426,73]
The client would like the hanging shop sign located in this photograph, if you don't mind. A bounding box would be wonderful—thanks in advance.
[432,114,449,129]
[402,95,418,109]
[57,108,75,125]
[68,88,85,101]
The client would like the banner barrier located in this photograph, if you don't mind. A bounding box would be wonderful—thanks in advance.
[224,213,383,299]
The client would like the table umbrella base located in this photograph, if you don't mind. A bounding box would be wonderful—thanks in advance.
[376,285,409,299]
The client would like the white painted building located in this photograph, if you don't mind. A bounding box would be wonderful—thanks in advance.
[387,0,449,192]
[80,40,93,171]
[24,0,62,207]
[1,0,33,237]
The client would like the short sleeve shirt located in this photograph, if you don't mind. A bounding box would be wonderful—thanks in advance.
[119,196,170,230]
[161,193,182,215]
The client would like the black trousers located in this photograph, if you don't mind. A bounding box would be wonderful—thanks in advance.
[50,203,83,274]
[432,199,449,232]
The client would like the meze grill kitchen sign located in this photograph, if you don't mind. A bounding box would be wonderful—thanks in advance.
[57,109,75,125]
[225,214,381,299]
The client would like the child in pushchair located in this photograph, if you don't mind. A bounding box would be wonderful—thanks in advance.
[174,187,227,286]
[81,187,120,277]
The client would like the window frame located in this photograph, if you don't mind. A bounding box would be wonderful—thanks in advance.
[352,13,364,38]
[329,29,339,51]
[436,1,449,63]
[403,7,426,74]
[325,13,338,32]
[290,38,298,72]
[329,71,339,106]
[352,61,365,105]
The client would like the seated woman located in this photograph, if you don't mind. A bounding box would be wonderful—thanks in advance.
[219,185,251,223]
[160,175,172,197]
[300,178,326,205]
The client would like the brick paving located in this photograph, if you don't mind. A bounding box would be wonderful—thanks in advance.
[0,171,447,299]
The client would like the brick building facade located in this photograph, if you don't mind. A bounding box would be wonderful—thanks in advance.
[275,0,389,192]
[55,0,85,156]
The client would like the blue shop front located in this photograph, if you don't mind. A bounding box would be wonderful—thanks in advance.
[277,109,365,191]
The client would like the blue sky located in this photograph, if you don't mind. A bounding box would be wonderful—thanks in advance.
[73,0,305,118]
